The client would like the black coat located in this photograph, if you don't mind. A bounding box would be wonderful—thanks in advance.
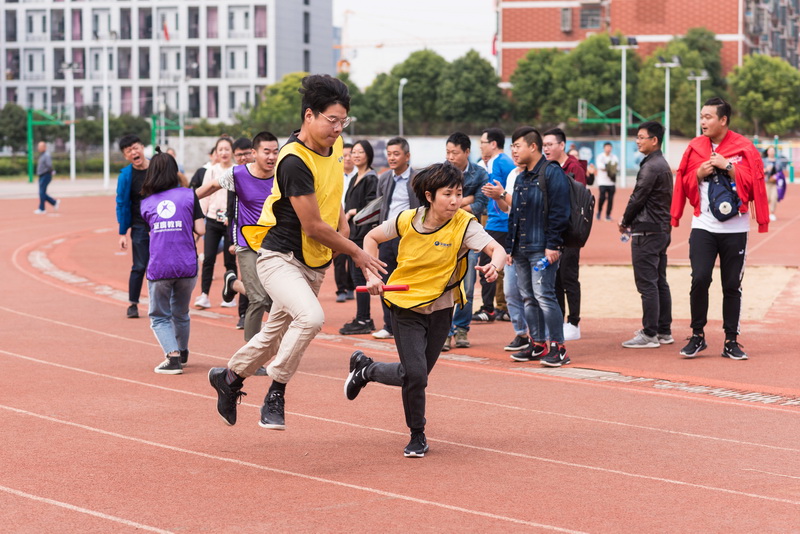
[345,169,379,245]
[621,150,673,233]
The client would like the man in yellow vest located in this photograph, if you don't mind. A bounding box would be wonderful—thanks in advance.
[208,74,386,429]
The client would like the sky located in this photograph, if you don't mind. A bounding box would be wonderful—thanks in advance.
[331,0,498,89]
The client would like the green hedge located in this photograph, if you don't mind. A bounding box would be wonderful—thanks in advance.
[0,156,126,176]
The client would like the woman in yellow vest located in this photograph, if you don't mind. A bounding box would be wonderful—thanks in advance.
[344,162,507,457]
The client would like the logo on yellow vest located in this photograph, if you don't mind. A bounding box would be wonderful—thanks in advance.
[433,241,452,247]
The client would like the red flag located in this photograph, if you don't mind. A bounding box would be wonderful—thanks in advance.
[163,20,170,41]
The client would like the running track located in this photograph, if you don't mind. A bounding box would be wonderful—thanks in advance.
[1,190,799,532]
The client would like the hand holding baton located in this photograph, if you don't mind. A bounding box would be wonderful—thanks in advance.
[355,284,409,293]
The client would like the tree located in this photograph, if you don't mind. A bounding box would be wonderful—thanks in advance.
[246,71,308,133]
[437,49,507,125]
[682,27,727,96]
[111,114,151,146]
[509,48,564,124]
[0,103,28,153]
[728,54,800,135]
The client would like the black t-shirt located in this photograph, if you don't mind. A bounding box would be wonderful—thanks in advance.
[192,193,204,221]
[130,167,148,226]
[261,138,321,264]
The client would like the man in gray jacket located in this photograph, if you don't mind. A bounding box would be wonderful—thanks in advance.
[619,121,674,348]
[34,141,59,214]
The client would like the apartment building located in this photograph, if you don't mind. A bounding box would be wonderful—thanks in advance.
[497,0,800,81]
[1,0,334,122]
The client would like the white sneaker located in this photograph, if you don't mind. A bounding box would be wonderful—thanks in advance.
[34,209,45,214]
[220,298,237,308]
[769,213,777,222]
[657,333,674,345]
[194,293,211,309]
[371,328,393,339]
[622,330,660,349]
[563,322,581,341]
[54,199,61,211]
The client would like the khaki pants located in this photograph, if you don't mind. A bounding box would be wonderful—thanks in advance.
[228,250,326,382]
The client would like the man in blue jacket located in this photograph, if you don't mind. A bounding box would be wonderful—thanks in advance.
[506,126,571,367]
[115,134,151,318]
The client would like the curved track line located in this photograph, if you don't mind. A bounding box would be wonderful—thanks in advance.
[0,484,172,533]
[0,405,587,533]
[2,348,800,507]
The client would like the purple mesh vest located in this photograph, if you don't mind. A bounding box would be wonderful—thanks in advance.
[141,187,198,280]
[232,164,274,247]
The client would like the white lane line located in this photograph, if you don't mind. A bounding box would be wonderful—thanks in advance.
[2,350,799,507]
[0,405,586,533]
[0,484,172,533]
[742,469,800,481]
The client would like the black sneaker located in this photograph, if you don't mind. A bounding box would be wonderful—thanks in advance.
[127,304,139,318]
[722,340,748,360]
[236,315,245,330]
[472,308,496,322]
[404,432,429,458]
[339,318,373,335]
[222,270,237,303]
[541,343,570,367]
[154,356,183,374]
[259,390,285,430]
[504,335,530,352]
[208,367,246,426]
[680,335,707,359]
[496,310,511,321]
[510,343,546,362]
[179,349,189,367]
[345,350,373,400]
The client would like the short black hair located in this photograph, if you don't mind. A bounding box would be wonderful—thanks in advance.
[446,132,471,152]
[704,97,732,124]
[232,137,252,152]
[140,146,179,197]
[343,142,354,149]
[119,134,143,152]
[299,74,351,121]
[412,162,463,208]
[252,131,278,149]
[482,128,505,149]
[603,142,613,148]
[638,121,665,147]
[353,139,374,169]
[511,126,542,152]
[386,136,410,154]
[542,127,566,145]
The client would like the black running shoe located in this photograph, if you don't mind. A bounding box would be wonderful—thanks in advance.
[345,350,373,400]
[127,304,139,318]
[404,432,429,458]
[541,343,570,367]
[154,356,183,375]
[504,335,530,352]
[680,335,707,359]
[222,270,237,303]
[496,310,511,322]
[510,343,546,362]
[339,318,373,335]
[721,340,748,360]
[208,367,246,426]
[259,390,285,430]
[472,308,496,322]
[179,349,189,367]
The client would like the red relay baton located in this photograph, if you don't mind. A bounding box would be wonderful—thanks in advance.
[355,284,409,292]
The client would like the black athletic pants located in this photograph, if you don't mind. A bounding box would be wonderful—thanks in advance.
[631,233,672,337]
[555,246,581,326]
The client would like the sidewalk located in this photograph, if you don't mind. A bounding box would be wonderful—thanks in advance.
[0,178,117,200]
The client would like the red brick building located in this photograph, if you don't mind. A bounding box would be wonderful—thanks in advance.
[497,0,799,81]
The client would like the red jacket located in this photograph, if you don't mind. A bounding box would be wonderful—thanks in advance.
[562,154,587,186]
[671,130,769,233]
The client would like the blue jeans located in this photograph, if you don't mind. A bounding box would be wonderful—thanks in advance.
[38,172,56,210]
[514,252,564,344]
[503,262,529,337]
[451,250,479,334]
[148,276,197,355]
[129,223,150,304]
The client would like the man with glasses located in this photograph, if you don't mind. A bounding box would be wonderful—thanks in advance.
[229,137,256,328]
[208,74,385,429]
[618,121,674,349]
[115,134,151,319]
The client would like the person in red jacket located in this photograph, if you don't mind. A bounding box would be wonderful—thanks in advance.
[671,97,769,361]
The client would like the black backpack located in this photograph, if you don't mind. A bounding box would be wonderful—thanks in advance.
[707,171,742,222]
[537,162,596,248]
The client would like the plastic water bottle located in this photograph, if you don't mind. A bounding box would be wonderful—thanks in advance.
[620,230,631,243]
[533,258,550,272]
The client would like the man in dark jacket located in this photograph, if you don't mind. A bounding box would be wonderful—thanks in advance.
[619,121,674,349]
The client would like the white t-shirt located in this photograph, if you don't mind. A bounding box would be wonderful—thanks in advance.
[595,152,618,187]
[502,167,522,213]
[692,145,750,233]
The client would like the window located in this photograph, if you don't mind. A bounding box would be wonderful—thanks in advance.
[160,52,167,71]
[303,49,310,72]
[108,52,113,71]
[229,11,235,31]
[94,52,100,71]
[579,6,601,29]
[176,52,181,70]
[303,12,310,44]
[229,91,235,111]
[560,8,572,33]
[230,51,235,70]
[28,15,33,33]
[28,55,34,72]
[244,12,249,30]
[243,51,248,70]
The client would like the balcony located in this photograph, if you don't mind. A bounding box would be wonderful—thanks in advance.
[228,29,251,39]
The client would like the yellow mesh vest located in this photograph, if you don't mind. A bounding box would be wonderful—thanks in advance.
[384,208,475,310]
[241,136,343,268]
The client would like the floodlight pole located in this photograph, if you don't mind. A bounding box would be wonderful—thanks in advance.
[398,77,408,137]
[610,36,638,188]
[687,70,709,137]
[655,56,681,161]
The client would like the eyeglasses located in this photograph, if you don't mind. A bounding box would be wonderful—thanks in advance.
[636,136,655,141]
[318,111,352,129]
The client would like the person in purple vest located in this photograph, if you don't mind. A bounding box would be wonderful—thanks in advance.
[140,148,206,374]
[196,132,279,343]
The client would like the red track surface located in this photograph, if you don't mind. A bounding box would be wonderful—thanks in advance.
[2,190,799,532]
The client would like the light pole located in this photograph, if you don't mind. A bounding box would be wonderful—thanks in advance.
[687,69,709,137]
[398,77,408,137]
[61,62,77,182]
[655,55,680,162]
[101,31,118,190]
[610,36,637,188]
